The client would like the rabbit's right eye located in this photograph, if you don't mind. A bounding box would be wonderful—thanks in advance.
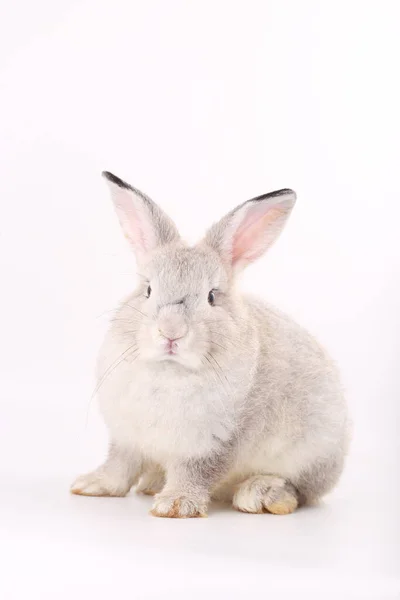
[146,285,152,298]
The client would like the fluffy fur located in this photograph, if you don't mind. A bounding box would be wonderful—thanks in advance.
[71,172,350,518]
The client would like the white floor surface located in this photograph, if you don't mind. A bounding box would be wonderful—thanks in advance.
[1,379,399,600]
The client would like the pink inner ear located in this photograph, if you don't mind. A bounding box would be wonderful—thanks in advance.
[232,205,284,264]
[116,204,146,251]
[111,186,156,258]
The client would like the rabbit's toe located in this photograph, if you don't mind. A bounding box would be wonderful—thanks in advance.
[233,474,298,515]
[151,493,207,518]
[70,471,130,497]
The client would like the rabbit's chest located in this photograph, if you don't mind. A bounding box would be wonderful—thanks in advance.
[99,362,234,462]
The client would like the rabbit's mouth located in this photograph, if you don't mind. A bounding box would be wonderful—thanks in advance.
[155,324,189,358]
[165,339,179,355]
[166,346,178,356]
[160,336,183,357]
[140,325,203,369]
[155,336,203,369]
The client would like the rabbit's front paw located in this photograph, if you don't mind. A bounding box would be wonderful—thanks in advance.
[233,475,298,515]
[151,492,207,518]
[70,470,130,497]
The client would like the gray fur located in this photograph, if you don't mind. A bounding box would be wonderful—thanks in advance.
[71,173,350,517]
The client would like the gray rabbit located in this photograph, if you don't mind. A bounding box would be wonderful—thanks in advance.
[71,172,350,518]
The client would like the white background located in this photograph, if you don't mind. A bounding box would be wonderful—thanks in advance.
[0,1,399,598]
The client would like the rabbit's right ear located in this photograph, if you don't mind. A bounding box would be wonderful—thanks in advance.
[102,172,180,263]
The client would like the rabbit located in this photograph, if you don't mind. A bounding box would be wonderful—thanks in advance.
[71,171,350,518]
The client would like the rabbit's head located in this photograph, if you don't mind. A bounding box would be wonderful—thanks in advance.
[103,172,296,369]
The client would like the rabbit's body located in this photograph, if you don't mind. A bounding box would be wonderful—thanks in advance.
[95,286,348,507]
[71,173,349,517]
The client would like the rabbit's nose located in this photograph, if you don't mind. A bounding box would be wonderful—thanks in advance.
[158,332,184,344]
[158,324,188,342]
[157,315,188,342]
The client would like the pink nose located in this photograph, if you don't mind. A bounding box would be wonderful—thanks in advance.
[158,322,188,343]
[159,331,185,355]
[158,332,185,344]
[157,312,188,344]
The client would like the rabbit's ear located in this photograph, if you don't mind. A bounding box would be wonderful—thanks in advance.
[204,189,296,272]
[102,171,180,262]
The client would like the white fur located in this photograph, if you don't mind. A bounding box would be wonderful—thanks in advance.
[71,175,350,516]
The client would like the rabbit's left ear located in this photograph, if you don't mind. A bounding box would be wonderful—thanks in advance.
[102,171,180,263]
[203,189,296,272]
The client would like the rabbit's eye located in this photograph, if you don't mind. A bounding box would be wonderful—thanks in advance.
[208,290,215,306]
[146,285,152,298]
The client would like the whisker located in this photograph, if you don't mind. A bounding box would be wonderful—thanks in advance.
[119,330,140,336]
[201,355,231,416]
[202,353,240,446]
[94,344,139,396]
[124,303,147,318]
[207,352,238,425]
[202,355,228,397]
[210,339,227,351]
[85,343,139,427]
[209,331,251,351]
[207,352,231,388]
[110,317,142,325]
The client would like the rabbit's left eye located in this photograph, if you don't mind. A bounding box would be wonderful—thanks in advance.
[208,290,215,306]
[146,285,152,298]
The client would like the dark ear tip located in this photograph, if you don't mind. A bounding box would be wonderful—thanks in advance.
[102,171,131,190]
[251,188,297,204]
[278,188,296,198]
[279,189,297,203]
